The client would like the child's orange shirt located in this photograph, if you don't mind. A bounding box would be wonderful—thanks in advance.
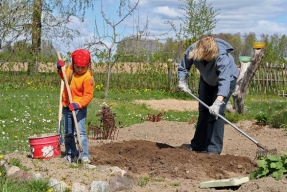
[59,65,94,108]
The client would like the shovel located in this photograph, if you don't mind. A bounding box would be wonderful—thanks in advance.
[58,77,64,145]
[57,52,84,161]
[185,90,277,158]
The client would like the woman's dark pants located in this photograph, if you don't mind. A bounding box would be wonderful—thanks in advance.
[190,76,236,154]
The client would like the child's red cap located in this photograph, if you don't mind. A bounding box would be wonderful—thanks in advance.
[71,49,91,66]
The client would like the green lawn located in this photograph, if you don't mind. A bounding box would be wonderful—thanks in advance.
[0,88,286,154]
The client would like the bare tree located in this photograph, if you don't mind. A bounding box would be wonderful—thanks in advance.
[232,48,266,114]
[29,0,43,74]
[87,0,140,100]
[0,0,93,74]
[0,0,33,65]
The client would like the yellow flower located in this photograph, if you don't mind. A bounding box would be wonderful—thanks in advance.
[48,189,53,192]
[0,172,2,176]
[0,155,3,159]
[27,82,31,85]
[14,136,18,139]
[67,185,71,189]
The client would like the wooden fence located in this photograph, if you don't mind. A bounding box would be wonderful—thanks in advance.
[1,61,287,95]
[250,63,287,95]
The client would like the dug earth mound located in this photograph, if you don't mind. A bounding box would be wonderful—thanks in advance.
[90,139,256,180]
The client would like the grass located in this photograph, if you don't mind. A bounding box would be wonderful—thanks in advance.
[0,88,192,154]
[243,95,287,122]
[0,178,50,192]
[1,88,287,154]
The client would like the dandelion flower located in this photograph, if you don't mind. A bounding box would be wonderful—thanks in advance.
[0,155,3,159]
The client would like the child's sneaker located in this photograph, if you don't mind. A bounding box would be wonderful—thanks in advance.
[63,155,77,163]
[81,157,91,164]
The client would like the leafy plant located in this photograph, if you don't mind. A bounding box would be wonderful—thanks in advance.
[250,153,287,180]
[255,113,268,125]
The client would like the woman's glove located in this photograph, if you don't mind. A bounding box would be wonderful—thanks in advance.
[69,103,81,111]
[209,99,224,119]
[178,78,191,93]
[56,60,65,69]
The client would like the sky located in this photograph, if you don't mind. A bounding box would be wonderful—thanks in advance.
[60,0,287,52]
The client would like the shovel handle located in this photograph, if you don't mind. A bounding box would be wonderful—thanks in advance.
[186,90,260,146]
[58,56,67,121]
[57,52,83,152]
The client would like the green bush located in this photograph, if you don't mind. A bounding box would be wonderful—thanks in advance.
[268,111,287,128]
[255,113,268,125]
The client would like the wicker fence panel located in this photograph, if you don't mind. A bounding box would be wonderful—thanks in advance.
[1,61,287,95]
[251,63,287,95]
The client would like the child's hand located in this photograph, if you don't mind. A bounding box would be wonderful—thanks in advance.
[56,60,65,69]
[69,103,81,111]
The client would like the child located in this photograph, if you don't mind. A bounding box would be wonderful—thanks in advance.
[57,49,94,163]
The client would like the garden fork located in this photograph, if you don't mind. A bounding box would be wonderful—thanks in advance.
[185,90,277,159]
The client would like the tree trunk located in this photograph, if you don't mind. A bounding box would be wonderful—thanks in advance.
[232,48,266,114]
[104,64,112,100]
[28,0,43,75]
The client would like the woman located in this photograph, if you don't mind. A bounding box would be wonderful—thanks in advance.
[178,35,239,155]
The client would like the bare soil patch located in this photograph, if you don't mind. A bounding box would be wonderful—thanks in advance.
[134,99,198,111]
[5,99,287,192]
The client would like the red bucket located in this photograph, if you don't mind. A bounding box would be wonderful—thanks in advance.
[28,133,61,159]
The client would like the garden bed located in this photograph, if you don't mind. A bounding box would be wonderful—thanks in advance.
[5,99,287,191]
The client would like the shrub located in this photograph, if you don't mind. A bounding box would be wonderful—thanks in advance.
[255,113,268,125]
[88,106,121,140]
[268,111,287,128]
